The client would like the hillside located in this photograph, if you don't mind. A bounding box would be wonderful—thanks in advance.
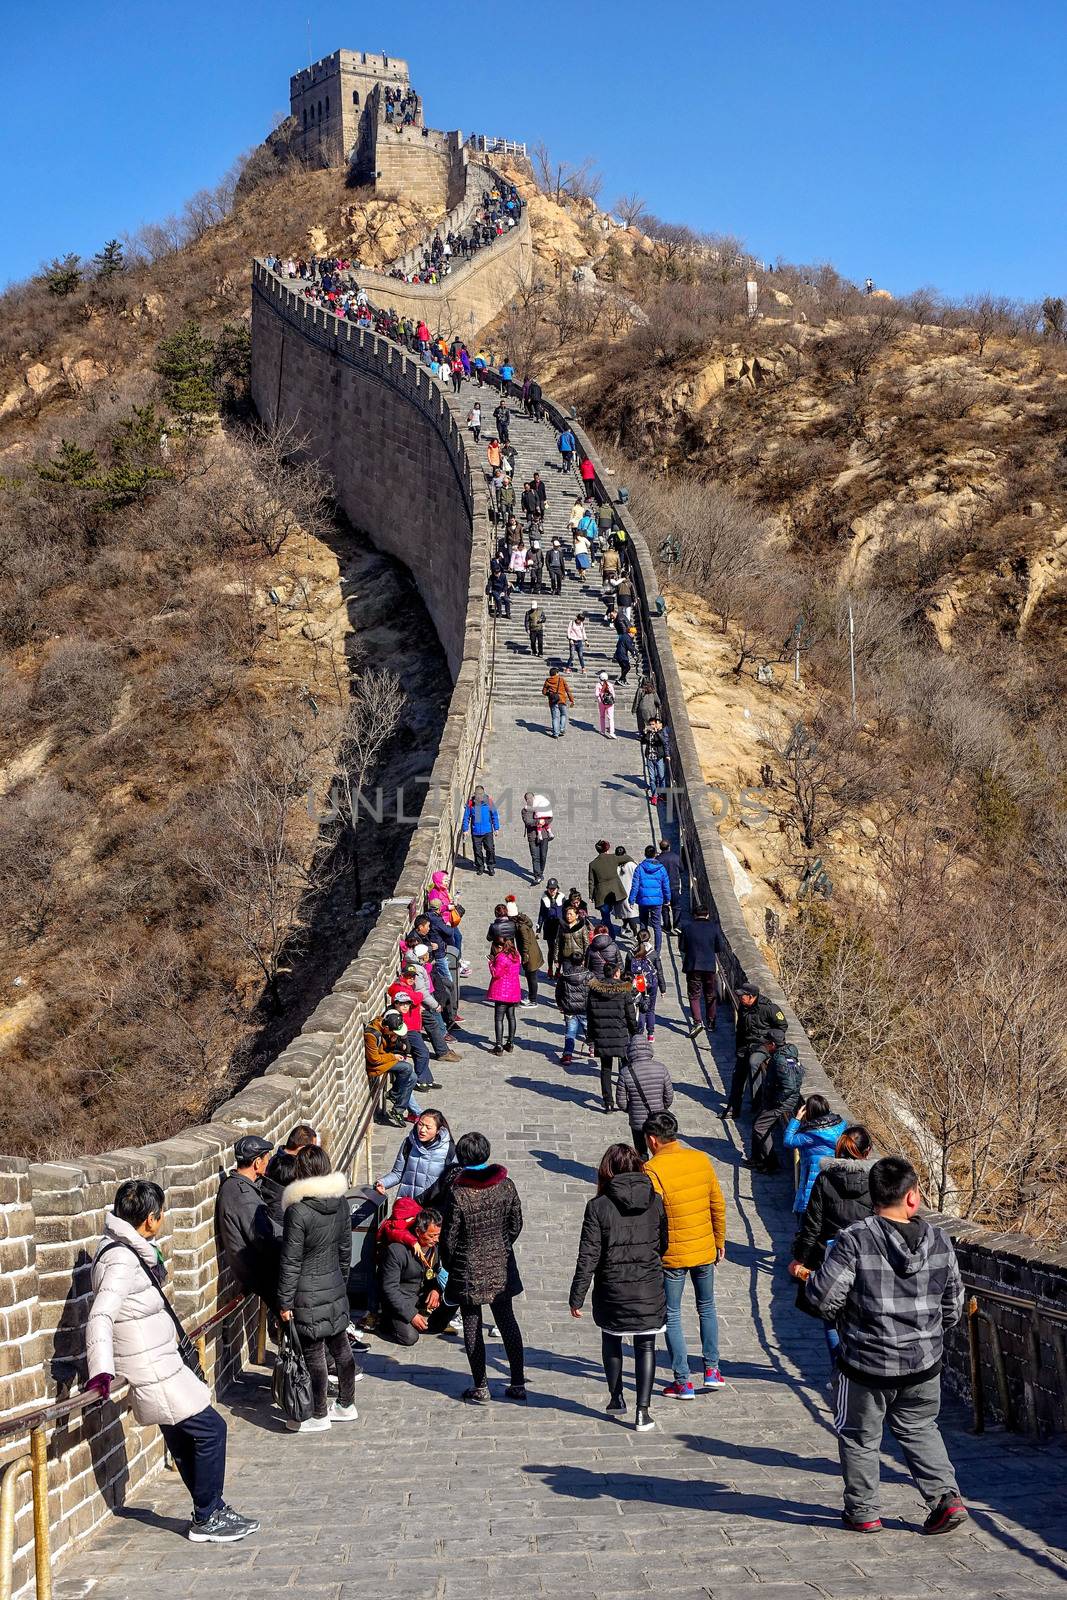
[0,156,454,1158]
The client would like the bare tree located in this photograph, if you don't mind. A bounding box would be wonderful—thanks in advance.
[205,420,331,558]
[635,474,769,633]
[614,192,648,230]
[330,667,406,904]
[184,719,337,1010]
[759,708,876,854]
[532,143,602,206]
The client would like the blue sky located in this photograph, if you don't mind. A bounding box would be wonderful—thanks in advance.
[3,0,1064,301]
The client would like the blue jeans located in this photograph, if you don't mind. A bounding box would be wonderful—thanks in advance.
[408,1031,433,1084]
[639,904,664,954]
[645,755,666,796]
[388,1061,417,1111]
[596,902,616,937]
[568,640,585,669]
[424,1008,449,1057]
[551,703,569,737]
[664,1262,720,1382]
[564,1014,584,1051]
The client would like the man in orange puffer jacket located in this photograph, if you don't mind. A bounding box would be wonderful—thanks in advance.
[644,1111,727,1399]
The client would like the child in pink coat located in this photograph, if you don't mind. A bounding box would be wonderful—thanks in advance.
[487,937,522,1055]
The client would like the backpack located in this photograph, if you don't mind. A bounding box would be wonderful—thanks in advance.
[768,1042,803,1105]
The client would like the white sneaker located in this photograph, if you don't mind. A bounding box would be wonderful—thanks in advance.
[447,1315,463,1335]
[519,999,532,1007]
[459,961,472,977]
[298,1415,331,1433]
[328,1401,359,1422]
[351,1369,364,1382]
[486,1324,501,1339]
[327,1373,339,1392]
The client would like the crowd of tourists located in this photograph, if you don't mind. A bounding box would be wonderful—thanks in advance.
[389,181,525,284]
[382,86,420,125]
[83,239,969,1555]
[83,799,970,1547]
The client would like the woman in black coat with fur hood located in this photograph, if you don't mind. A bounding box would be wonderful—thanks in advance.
[278,1146,357,1431]
[586,962,639,1112]
[569,1144,667,1433]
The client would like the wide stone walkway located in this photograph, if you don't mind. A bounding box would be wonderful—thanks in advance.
[60,400,1067,1600]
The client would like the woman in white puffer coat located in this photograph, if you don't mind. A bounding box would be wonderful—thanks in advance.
[86,1179,258,1544]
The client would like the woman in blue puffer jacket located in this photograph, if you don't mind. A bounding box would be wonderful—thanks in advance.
[375,1110,455,1203]
[783,1094,848,1213]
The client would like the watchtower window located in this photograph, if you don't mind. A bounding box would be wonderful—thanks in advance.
[325,96,330,115]
[317,100,322,119]
[352,90,359,105]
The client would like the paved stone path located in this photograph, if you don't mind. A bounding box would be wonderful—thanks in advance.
[60,399,1067,1600]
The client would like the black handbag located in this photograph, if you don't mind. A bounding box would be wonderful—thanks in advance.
[272,1321,314,1423]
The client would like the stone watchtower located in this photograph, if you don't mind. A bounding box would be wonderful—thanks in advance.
[288,49,414,171]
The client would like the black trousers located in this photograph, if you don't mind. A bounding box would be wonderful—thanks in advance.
[305,1329,356,1416]
[750,1098,789,1167]
[529,629,544,656]
[472,832,496,872]
[494,1002,517,1047]
[461,1293,525,1387]
[728,1048,769,1118]
[159,1406,227,1522]
[602,1332,656,1409]
[599,1056,619,1107]
[381,1302,454,1346]
[630,1125,649,1159]
[528,836,549,880]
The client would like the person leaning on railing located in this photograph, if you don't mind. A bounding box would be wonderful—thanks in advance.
[85,1179,259,1544]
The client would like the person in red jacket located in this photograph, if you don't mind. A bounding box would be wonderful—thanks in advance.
[387,977,441,1092]
[579,456,596,496]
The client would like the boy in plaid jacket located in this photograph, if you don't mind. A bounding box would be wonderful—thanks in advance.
[805,1156,967,1536]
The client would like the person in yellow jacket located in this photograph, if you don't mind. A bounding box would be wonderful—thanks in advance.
[644,1111,727,1397]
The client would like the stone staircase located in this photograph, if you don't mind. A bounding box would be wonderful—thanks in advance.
[443,401,644,708]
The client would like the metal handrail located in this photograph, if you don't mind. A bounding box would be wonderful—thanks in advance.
[0,1292,264,1600]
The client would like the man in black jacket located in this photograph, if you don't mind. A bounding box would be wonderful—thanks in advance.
[215,1136,273,1300]
[679,909,720,1038]
[656,840,682,934]
[379,1209,453,1345]
[727,983,787,1119]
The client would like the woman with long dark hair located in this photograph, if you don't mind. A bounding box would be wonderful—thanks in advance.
[278,1146,358,1432]
[568,1144,667,1432]
[789,1125,876,1372]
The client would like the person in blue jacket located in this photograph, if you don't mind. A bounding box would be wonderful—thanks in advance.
[499,359,514,383]
[557,427,576,473]
[784,1094,848,1212]
[463,785,500,876]
[629,845,672,954]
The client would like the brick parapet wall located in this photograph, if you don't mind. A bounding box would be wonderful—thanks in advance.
[0,273,495,1593]
[341,209,531,338]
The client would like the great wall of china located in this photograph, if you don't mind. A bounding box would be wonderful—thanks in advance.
[0,50,1064,1598]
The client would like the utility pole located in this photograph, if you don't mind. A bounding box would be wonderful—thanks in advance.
[847,596,857,723]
